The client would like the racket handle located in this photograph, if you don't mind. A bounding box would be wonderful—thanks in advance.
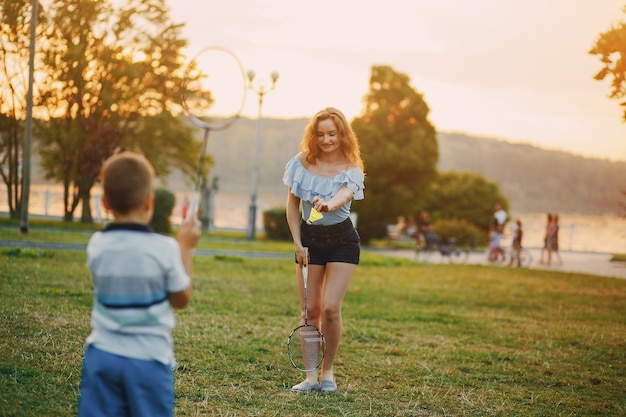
[302,247,309,282]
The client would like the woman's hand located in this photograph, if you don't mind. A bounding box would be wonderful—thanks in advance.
[311,196,330,213]
[312,186,354,213]
[295,245,308,267]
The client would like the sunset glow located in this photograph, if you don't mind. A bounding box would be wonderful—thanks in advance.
[166,0,626,161]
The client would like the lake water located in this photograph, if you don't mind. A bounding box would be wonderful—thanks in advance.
[3,184,625,254]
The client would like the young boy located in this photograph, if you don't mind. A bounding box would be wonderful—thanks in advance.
[78,151,201,417]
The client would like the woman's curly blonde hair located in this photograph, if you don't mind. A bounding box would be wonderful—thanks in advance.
[299,107,364,171]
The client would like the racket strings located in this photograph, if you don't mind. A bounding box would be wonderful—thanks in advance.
[300,327,323,370]
[287,246,325,372]
[288,324,324,372]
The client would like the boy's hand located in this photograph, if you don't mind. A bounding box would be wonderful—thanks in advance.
[178,215,201,249]
[176,215,201,293]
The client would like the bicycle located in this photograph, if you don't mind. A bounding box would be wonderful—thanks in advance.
[487,245,532,267]
[415,236,469,264]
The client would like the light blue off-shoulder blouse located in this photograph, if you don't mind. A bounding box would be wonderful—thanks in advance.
[283,156,364,226]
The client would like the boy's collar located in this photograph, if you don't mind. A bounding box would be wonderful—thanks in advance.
[102,223,154,233]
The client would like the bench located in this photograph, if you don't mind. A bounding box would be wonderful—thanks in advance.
[386,224,416,243]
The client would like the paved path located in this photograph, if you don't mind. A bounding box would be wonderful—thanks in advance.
[375,246,626,280]
[2,240,625,280]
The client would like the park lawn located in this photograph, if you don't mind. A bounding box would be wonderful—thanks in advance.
[0,218,294,254]
[1,247,625,416]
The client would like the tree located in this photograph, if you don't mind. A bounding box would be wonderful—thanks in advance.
[422,171,509,235]
[590,8,626,215]
[351,65,438,243]
[590,6,626,122]
[35,0,202,223]
[0,0,45,218]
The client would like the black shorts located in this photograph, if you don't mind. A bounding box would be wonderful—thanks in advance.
[298,218,360,265]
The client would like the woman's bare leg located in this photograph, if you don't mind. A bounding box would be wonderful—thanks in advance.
[318,262,356,382]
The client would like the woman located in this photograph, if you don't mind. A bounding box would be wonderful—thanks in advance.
[539,213,553,264]
[547,213,563,266]
[283,107,365,393]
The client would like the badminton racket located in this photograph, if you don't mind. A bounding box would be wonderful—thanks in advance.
[181,46,247,218]
[287,247,326,372]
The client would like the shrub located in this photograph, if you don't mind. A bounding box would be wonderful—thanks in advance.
[150,188,176,235]
[263,207,291,241]
[433,218,483,248]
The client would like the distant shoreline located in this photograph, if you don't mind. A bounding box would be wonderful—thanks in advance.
[3,180,626,254]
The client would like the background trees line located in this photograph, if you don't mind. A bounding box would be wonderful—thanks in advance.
[1,1,625,243]
[1,0,202,223]
[201,116,625,237]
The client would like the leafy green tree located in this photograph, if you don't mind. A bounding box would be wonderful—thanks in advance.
[351,65,438,243]
[590,8,626,214]
[421,170,509,235]
[590,6,626,121]
[35,0,201,223]
[0,0,45,218]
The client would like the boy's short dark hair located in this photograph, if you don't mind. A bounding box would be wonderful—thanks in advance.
[100,151,155,214]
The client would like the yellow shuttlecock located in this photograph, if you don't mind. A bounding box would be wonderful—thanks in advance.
[307,207,324,224]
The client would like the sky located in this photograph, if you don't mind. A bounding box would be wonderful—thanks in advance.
[166,0,626,161]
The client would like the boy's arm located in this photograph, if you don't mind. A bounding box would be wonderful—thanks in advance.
[169,216,201,309]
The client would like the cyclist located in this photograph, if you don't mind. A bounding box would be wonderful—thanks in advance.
[417,211,440,248]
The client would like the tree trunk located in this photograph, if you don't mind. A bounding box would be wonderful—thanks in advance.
[62,180,74,222]
[9,120,21,219]
[79,185,93,223]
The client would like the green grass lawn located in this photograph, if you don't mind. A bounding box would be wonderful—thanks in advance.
[1,230,625,416]
[0,217,294,253]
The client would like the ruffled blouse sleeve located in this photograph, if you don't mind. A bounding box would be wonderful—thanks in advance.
[340,169,365,201]
[283,157,365,202]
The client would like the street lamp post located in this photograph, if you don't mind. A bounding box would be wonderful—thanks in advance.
[246,69,279,240]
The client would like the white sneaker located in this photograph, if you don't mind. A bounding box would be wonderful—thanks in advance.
[291,380,319,393]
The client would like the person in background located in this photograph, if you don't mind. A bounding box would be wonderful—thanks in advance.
[283,107,365,393]
[546,213,563,266]
[489,203,508,261]
[405,215,417,238]
[488,223,504,262]
[417,210,440,246]
[77,152,201,417]
[540,213,553,265]
[493,202,508,233]
[389,215,407,238]
[509,218,523,267]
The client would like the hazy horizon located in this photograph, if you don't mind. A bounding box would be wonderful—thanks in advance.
[166,0,626,162]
